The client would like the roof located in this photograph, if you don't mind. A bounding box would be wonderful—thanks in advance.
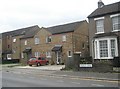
[47,20,87,35]
[88,1,120,18]
[1,25,40,39]
[20,25,40,39]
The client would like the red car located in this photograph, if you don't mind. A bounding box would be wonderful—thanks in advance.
[28,57,49,66]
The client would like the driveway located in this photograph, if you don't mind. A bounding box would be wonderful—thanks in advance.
[15,65,65,71]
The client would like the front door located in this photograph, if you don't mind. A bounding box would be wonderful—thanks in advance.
[56,51,61,64]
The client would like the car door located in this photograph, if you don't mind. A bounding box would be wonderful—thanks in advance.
[41,57,46,65]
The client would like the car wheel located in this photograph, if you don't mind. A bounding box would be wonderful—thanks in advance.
[29,64,32,66]
[46,61,49,65]
[36,62,41,66]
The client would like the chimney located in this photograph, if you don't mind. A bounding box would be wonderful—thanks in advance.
[98,0,104,8]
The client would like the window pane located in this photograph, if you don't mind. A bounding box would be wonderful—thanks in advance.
[96,19,104,33]
[99,40,108,57]
[35,38,39,44]
[112,16,120,31]
[62,35,66,41]
[111,40,115,57]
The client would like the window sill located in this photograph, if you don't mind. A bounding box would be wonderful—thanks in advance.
[95,32,104,34]
[94,57,114,59]
[111,30,120,32]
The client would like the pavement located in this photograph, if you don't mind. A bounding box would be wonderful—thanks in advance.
[2,64,120,82]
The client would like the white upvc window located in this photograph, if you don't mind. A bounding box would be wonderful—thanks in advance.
[46,36,52,43]
[94,37,118,59]
[96,19,104,33]
[35,37,40,44]
[21,53,24,58]
[68,50,72,57]
[34,52,40,57]
[111,14,120,31]
[62,35,66,42]
[46,52,51,58]
[24,40,27,45]
[7,54,12,60]
[13,38,16,42]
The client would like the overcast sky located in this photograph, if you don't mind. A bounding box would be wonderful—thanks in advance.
[0,0,119,33]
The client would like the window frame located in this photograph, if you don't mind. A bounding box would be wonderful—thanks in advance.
[94,17,104,34]
[67,50,72,57]
[46,52,51,58]
[24,40,27,45]
[35,37,40,45]
[13,38,16,43]
[94,37,118,59]
[34,52,40,57]
[62,35,67,42]
[111,14,120,32]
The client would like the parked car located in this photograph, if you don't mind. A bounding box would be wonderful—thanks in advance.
[28,57,49,66]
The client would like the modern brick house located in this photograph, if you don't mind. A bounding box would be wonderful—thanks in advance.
[46,20,89,64]
[20,20,88,65]
[1,32,13,60]
[12,25,40,62]
[88,1,120,61]
[1,20,88,65]
[1,25,40,62]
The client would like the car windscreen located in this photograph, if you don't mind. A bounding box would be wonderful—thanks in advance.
[29,57,36,61]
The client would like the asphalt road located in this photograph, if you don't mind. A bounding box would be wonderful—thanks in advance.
[2,68,119,87]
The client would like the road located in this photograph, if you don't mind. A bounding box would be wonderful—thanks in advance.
[2,67,119,87]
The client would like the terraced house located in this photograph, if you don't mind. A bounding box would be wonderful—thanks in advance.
[1,25,40,62]
[88,1,120,61]
[21,20,89,65]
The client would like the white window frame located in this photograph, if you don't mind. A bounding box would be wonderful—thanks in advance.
[94,17,104,34]
[110,13,120,32]
[35,37,40,44]
[34,52,40,57]
[21,53,24,58]
[67,50,72,57]
[25,40,27,45]
[62,35,66,42]
[46,52,51,58]
[94,37,118,59]
[13,38,16,42]
[7,54,12,60]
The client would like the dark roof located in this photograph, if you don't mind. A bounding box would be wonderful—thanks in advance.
[52,45,62,51]
[47,20,87,35]
[1,25,40,39]
[93,32,118,38]
[88,1,120,18]
[20,25,40,39]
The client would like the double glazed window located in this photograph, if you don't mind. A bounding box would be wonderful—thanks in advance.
[96,19,104,33]
[35,37,40,44]
[111,15,120,31]
[99,40,108,57]
[46,52,51,58]
[62,35,66,42]
[94,38,118,59]
[35,52,40,57]
[24,40,27,45]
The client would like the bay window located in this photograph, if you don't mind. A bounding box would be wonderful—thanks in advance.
[94,37,118,59]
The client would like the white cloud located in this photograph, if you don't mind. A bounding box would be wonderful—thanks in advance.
[0,0,119,33]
